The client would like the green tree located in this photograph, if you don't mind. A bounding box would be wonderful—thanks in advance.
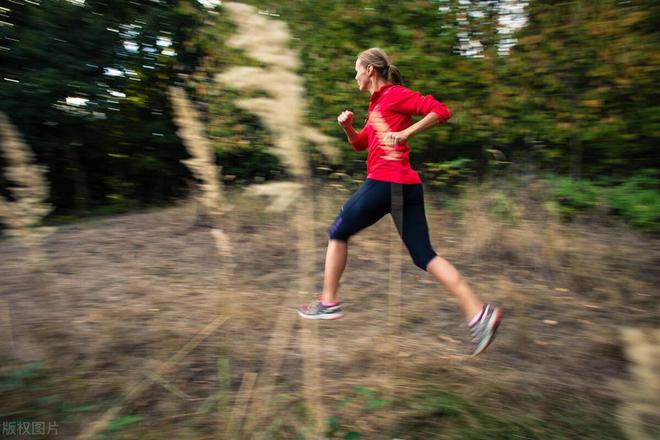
[502,0,660,177]
[0,0,208,213]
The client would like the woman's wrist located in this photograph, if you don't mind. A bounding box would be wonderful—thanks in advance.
[345,126,358,142]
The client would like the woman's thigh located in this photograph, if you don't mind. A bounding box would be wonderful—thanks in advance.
[328,179,391,241]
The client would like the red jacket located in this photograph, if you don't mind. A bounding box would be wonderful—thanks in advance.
[349,83,451,184]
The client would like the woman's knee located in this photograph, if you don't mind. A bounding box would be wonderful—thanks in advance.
[328,238,348,247]
[328,216,347,240]
[411,251,436,271]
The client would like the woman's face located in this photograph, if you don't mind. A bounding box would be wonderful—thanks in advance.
[354,59,370,92]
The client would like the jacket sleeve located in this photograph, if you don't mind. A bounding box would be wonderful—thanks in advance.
[389,87,451,122]
[349,127,369,151]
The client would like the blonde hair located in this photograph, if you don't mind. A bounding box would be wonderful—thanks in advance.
[357,47,403,85]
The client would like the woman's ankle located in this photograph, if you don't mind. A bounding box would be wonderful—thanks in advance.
[320,293,339,306]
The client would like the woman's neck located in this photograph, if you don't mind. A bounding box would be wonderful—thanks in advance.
[368,77,389,95]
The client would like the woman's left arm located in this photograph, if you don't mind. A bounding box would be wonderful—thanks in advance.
[384,89,450,146]
[386,113,441,145]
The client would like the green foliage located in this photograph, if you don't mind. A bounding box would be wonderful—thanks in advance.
[546,171,660,232]
[547,176,602,219]
[216,148,286,184]
[394,389,625,439]
[104,415,143,435]
[0,361,45,392]
[350,385,389,413]
[504,0,660,177]
[0,0,657,233]
[487,190,520,225]
[422,158,474,191]
[325,385,391,439]
[605,171,660,231]
[0,0,209,213]
[0,361,98,428]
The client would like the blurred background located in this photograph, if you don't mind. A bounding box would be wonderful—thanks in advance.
[0,0,658,439]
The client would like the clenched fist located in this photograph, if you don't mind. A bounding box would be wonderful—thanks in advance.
[337,110,354,128]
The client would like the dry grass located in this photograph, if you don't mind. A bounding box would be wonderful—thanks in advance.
[211,5,344,436]
[0,111,54,267]
[216,2,338,178]
[0,181,657,438]
[168,87,225,215]
[616,327,660,440]
[457,178,658,305]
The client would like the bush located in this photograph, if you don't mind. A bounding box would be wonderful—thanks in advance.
[546,176,602,219]
[422,158,475,191]
[605,171,660,232]
[546,171,660,232]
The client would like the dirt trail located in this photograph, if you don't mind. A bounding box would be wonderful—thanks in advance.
[1,188,658,438]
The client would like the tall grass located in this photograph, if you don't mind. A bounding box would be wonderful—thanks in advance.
[169,86,232,260]
[213,3,342,436]
[0,112,54,267]
[616,328,660,440]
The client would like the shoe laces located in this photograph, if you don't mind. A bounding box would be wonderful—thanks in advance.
[304,300,323,313]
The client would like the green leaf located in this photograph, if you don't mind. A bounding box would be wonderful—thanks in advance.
[353,385,371,396]
[364,398,386,412]
[326,416,339,432]
[62,403,98,413]
[106,415,142,431]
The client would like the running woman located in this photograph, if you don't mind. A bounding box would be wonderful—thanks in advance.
[298,48,501,356]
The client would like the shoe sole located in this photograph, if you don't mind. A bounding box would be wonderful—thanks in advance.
[297,310,343,320]
[471,308,502,356]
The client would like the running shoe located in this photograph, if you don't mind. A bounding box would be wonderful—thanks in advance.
[469,304,502,356]
[298,299,343,320]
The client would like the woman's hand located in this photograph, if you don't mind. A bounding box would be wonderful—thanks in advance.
[337,110,354,129]
[383,130,409,146]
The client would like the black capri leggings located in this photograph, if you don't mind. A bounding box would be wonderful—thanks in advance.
[328,179,437,271]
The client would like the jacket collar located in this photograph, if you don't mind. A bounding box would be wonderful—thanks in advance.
[370,83,396,105]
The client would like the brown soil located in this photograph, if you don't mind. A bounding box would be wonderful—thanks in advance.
[1,185,658,439]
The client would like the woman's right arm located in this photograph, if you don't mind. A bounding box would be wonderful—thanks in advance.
[338,110,368,151]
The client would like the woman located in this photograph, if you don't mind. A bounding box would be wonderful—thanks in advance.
[298,48,501,356]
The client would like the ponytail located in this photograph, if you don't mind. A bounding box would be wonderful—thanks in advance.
[386,64,403,85]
